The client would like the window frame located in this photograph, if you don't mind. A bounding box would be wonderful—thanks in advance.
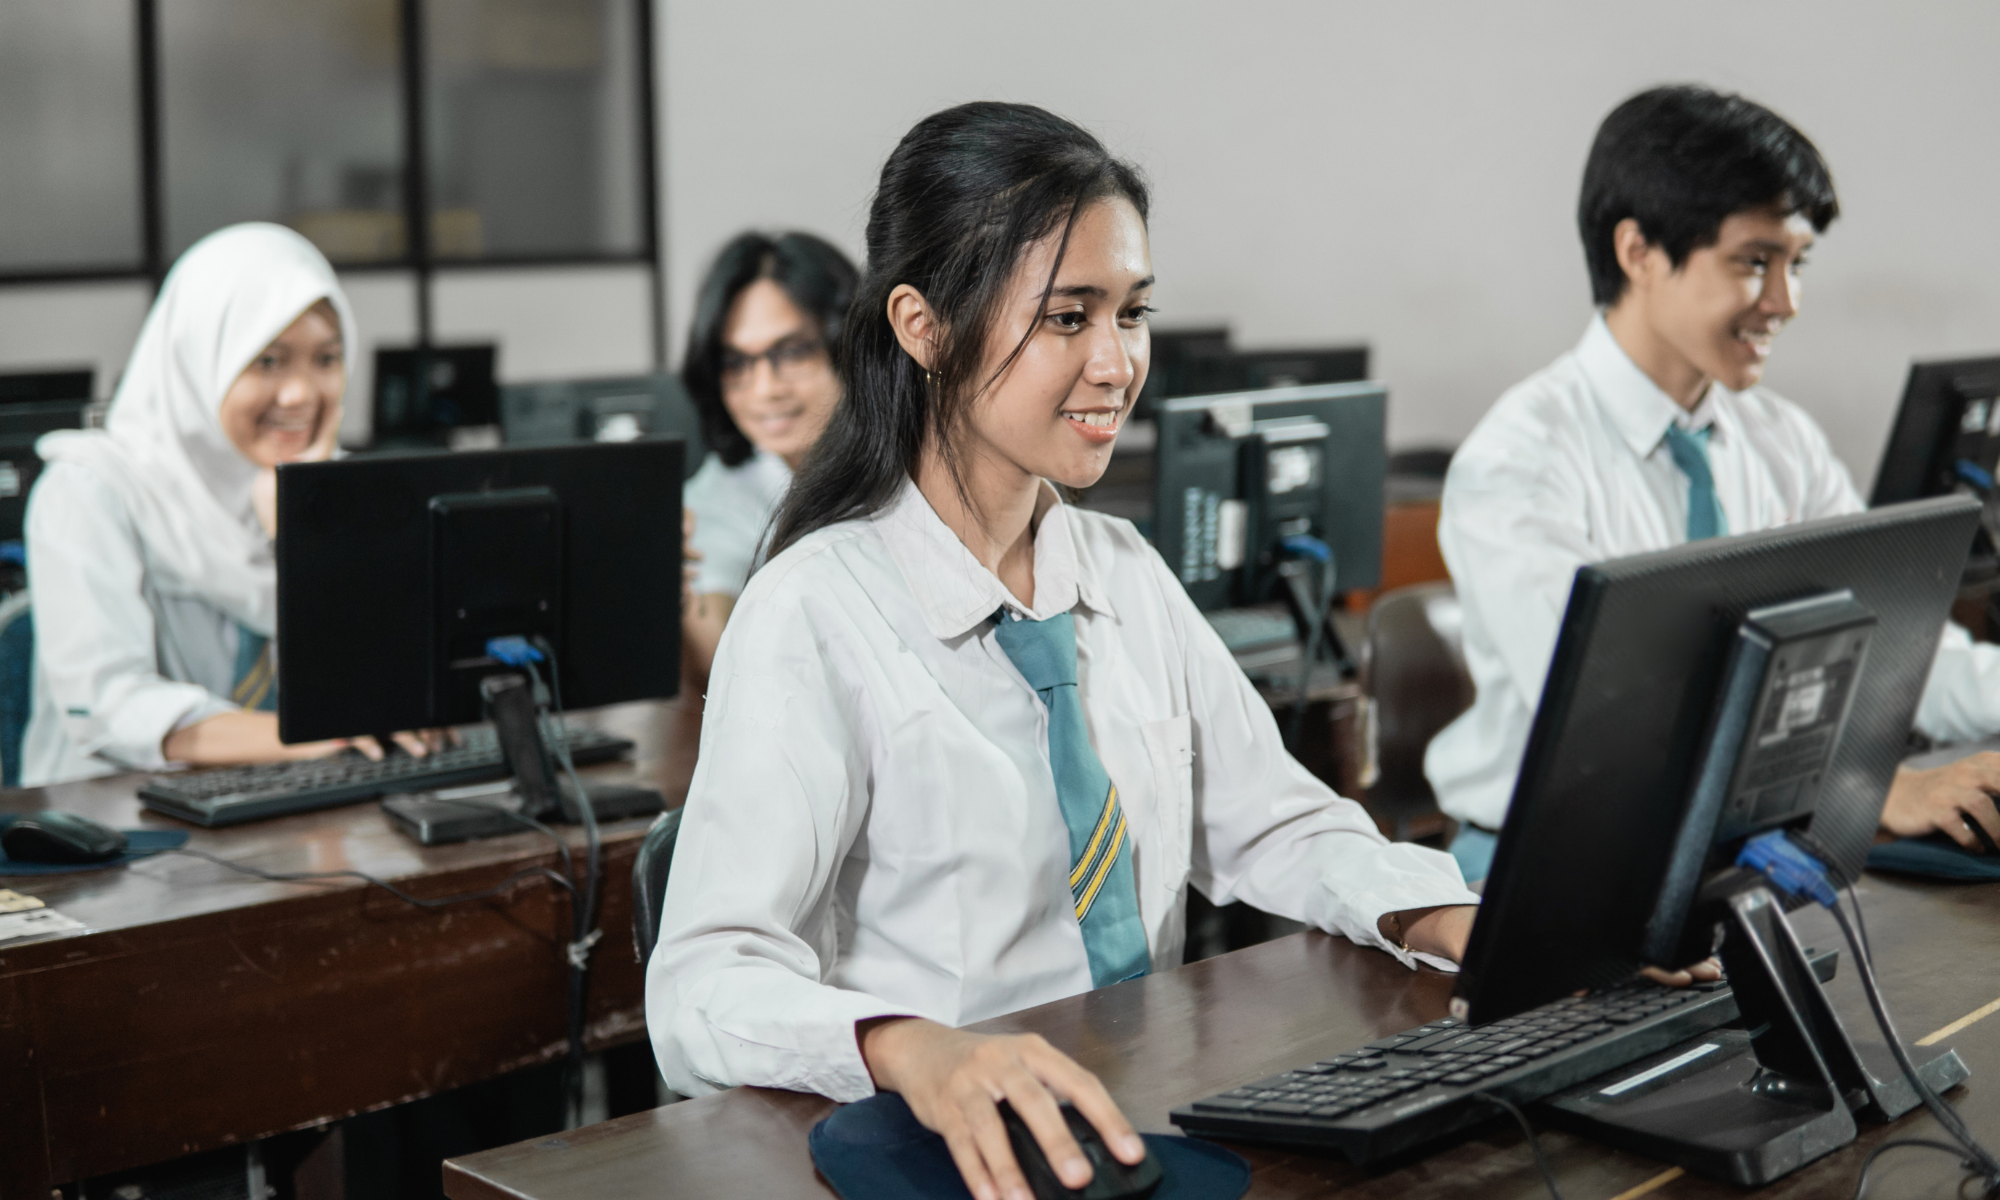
[0,0,664,363]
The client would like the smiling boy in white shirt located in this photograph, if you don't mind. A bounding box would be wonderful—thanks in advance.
[1431,84,2000,882]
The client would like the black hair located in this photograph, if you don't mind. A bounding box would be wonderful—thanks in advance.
[679,231,859,467]
[767,101,1149,559]
[1579,85,1839,307]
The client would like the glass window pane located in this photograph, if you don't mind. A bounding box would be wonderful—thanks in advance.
[0,1,142,272]
[424,0,647,261]
[159,0,407,265]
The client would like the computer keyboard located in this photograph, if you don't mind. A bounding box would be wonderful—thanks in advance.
[137,725,634,827]
[1171,951,1836,1165]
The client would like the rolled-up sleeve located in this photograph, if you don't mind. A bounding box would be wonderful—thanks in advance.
[645,577,909,1101]
[1154,554,1479,971]
[26,464,233,774]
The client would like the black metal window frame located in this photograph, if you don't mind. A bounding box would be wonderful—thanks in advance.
[1,0,666,367]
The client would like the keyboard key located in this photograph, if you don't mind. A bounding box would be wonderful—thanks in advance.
[1194,1097,1260,1112]
[1367,1035,1418,1050]
[1344,1058,1389,1073]
[1442,1071,1480,1085]
[1254,1101,1313,1116]
[1489,1056,1526,1068]
[1308,1102,1357,1118]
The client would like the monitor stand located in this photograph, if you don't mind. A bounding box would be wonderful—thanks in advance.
[1538,882,1967,1186]
[382,672,663,846]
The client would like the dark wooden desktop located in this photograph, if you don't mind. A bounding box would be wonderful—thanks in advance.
[0,697,700,1199]
[445,872,2000,1200]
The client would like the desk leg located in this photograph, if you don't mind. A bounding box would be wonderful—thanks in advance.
[0,979,55,1199]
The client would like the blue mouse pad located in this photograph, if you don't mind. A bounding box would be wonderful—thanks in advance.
[809,1092,1250,1200]
[1866,834,2000,882]
[0,815,190,876]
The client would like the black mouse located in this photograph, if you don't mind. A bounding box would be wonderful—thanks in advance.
[997,1101,1162,1200]
[2,811,127,864]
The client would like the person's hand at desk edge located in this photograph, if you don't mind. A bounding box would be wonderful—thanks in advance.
[1880,752,2000,852]
[857,902,1481,1200]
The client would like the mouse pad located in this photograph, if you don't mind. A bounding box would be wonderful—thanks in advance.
[809,1092,1250,1200]
[0,815,190,876]
[1866,834,2000,882]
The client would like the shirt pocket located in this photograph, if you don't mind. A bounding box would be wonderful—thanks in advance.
[1137,713,1195,904]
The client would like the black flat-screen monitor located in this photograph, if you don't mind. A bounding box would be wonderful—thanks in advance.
[372,345,500,446]
[1174,345,1369,398]
[274,441,682,742]
[500,373,706,480]
[0,400,91,542]
[0,369,92,405]
[1151,382,1385,612]
[1456,495,1978,1024]
[1869,355,2000,507]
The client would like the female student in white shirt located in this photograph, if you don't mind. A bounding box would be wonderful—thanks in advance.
[23,222,432,784]
[646,103,1482,1200]
[678,231,857,684]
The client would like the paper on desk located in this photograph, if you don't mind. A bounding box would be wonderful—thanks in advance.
[0,888,46,912]
[0,907,85,944]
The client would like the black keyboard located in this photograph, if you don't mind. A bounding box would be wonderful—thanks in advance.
[1171,951,1837,1165]
[137,725,634,827]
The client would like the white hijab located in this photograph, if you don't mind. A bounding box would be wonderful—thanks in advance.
[39,223,356,637]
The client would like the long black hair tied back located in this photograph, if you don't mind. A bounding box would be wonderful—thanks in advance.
[766,101,1149,560]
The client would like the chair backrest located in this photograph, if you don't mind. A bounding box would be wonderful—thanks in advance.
[631,806,684,964]
[0,594,32,789]
[1361,583,1473,808]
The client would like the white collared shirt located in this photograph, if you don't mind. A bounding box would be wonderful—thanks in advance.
[647,478,1476,1102]
[683,448,793,598]
[1427,316,2000,831]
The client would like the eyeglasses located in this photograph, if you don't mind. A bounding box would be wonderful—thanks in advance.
[720,336,827,388]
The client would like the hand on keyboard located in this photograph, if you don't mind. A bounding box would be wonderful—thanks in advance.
[1641,956,1723,988]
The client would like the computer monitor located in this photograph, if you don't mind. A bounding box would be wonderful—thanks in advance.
[0,401,91,543]
[1132,326,1233,419]
[371,345,500,448]
[274,441,682,743]
[1869,355,2000,508]
[0,369,92,406]
[1454,495,1979,1182]
[500,373,707,480]
[1174,345,1369,398]
[1151,382,1385,612]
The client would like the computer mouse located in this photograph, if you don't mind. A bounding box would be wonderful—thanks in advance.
[1,811,127,864]
[997,1100,1162,1200]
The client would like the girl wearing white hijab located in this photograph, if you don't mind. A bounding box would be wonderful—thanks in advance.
[23,223,426,784]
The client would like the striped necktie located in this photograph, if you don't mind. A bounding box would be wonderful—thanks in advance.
[232,625,277,712]
[992,608,1150,988]
[1663,424,1727,542]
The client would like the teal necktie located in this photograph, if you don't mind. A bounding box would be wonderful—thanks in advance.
[992,608,1150,988]
[1663,425,1727,542]
[232,625,277,712]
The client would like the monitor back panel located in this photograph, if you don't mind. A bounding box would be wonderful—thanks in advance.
[1458,496,1977,1023]
[276,441,681,742]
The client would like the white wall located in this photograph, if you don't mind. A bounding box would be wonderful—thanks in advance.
[658,0,2000,487]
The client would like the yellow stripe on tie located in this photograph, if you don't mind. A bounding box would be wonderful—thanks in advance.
[1069,786,1119,890]
[1074,812,1128,922]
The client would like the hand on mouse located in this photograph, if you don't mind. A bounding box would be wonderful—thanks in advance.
[857,1017,1144,1200]
[1879,754,2000,850]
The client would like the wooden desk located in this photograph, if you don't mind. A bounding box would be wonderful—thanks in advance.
[444,872,2000,1199]
[0,697,699,1198]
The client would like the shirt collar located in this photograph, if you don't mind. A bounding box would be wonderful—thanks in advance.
[1575,314,1725,459]
[874,476,1116,641]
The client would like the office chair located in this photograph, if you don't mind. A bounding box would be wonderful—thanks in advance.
[0,594,31,788]
[1359,583,1473,842]
[630,807,684,964]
